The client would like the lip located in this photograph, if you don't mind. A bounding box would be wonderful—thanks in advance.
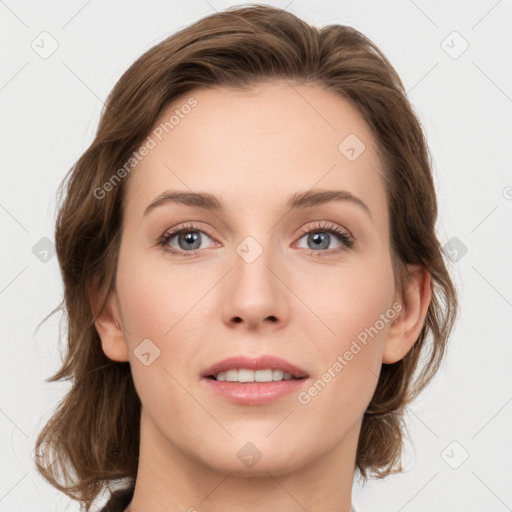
[202,378,308,405]
[200,355,310,406]
[201,355,309,379]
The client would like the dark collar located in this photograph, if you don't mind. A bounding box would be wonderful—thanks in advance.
[100,483,135,512]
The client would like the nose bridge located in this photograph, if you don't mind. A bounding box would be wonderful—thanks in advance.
[233,231,278,297]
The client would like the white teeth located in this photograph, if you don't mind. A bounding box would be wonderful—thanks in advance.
[225,369,239,382]
[214,369,295,382]
[272,369,284,381]
[238,369,255,382]
[255,369,273,382]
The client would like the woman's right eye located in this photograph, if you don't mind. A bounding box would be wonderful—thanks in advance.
[158,223,216,257]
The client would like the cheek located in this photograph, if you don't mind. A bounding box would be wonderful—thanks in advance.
[114,247,199,418]
[295,273,394,436]
[302,254,395,379]
[115,243,201,339]
[115,243,208,387]
[317,255,393,320]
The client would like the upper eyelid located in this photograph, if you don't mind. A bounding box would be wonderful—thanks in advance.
[297,220,353,239]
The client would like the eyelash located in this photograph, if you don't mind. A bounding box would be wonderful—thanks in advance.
[157,221,354,258]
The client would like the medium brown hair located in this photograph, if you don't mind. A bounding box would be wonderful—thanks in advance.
[34,4,458,509]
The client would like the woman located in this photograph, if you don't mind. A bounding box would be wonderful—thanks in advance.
[34,5,458,511]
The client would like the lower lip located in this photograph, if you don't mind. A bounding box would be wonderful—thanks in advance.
[202,377,308,405]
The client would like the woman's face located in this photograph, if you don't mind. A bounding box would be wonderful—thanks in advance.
[107,82,400,475]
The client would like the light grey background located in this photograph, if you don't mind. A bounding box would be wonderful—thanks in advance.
[1,0,511,511]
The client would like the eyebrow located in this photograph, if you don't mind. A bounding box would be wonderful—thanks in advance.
[143,188,371,218]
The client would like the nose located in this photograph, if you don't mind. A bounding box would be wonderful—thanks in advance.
[221,239,289,331]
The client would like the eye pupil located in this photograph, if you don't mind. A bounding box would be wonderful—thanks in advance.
[309,232,329,250]
[179,231,201,250]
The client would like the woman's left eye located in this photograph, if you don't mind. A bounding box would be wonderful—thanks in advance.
[294,222,354,256]
[158,221,354,257]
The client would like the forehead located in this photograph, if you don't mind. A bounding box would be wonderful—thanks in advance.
[125,82,387,223]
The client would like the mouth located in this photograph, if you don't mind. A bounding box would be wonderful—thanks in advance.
[201,354,309,382]
[200,354,309,405]
[206,369,306,382]
[201,360,310,406]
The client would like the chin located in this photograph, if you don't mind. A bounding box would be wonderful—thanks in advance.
[197,438,313,477]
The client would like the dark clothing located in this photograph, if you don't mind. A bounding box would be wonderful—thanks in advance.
[100,483,135,512]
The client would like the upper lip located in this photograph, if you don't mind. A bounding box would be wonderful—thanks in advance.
[202,355,309,379]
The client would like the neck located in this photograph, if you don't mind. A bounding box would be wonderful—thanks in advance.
[127,409,361,512]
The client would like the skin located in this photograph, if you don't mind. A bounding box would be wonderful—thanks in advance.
[94,81,431,512]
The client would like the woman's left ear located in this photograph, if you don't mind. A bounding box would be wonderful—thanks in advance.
[382,265,432,364]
